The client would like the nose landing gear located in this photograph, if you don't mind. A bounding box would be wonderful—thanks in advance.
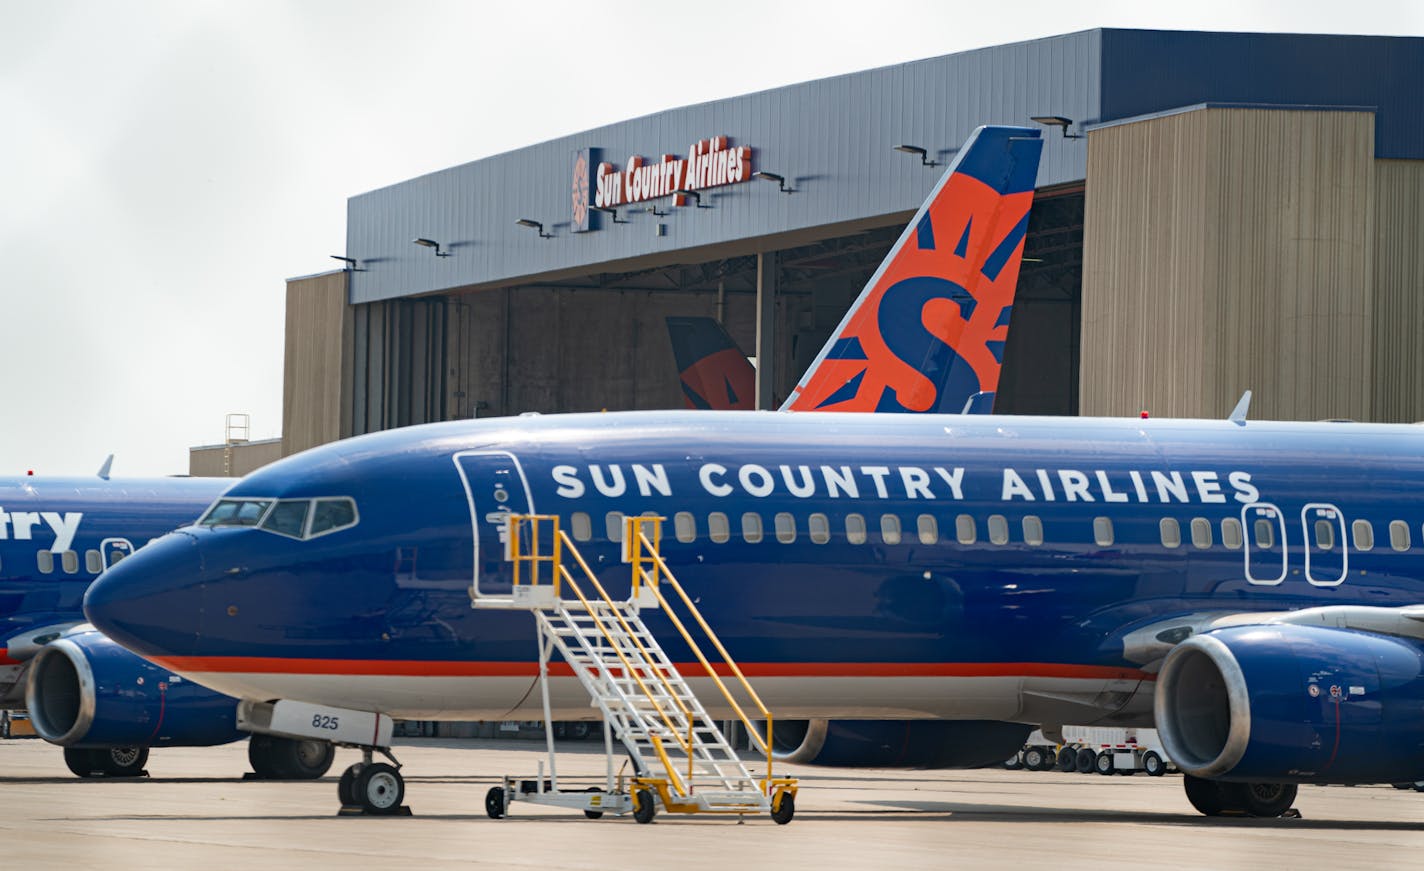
[337,747,412,816]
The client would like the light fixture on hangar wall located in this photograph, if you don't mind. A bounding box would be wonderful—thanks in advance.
[329,255,363,271]
[412,238,451,256]
[673,189,711,208]
[591,205,628,224]
[515,219,553,239]
[1030,115,1083,139]
[753,171,795,193]
[893,144,939,167]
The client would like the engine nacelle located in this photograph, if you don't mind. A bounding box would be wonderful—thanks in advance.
[765,719,1031,768]
[1155,624,1424,783]
[25,627,245,748]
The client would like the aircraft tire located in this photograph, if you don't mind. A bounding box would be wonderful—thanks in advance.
[485,786,507,819]
[101,746,149,777]
[338,764,363,807]
[63,748,104,778]
[633,788,657,824]
[1183,774,1229,816]
[1003,753,1023,770]
[1055,748,1076,771]
[353,762,404,815]
[1143,751,1166,777]
[1224,782,1297,818]
[249,735,335,779]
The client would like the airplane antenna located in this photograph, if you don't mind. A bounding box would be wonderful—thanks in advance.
[96,454,114,480]
[1228,390,1252,426]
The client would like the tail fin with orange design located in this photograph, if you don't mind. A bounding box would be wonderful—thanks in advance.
[781,125,1043,414]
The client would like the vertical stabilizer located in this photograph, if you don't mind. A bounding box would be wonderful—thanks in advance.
[666,316,756,411]
[782,125,1043,414]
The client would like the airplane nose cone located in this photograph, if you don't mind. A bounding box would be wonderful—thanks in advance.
[84,532,206,659]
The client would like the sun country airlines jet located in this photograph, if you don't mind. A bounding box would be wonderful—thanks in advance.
[121,126,1416,824]
[2,469,336,780]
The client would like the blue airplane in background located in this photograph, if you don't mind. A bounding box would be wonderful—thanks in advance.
[1,469,336,780]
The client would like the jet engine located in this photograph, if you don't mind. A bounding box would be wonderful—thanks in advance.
[1155,624,1424,784]
[26,626,246,749]
[762,719,1031,768]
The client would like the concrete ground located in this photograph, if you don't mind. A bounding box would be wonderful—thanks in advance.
[3,737,1424,869]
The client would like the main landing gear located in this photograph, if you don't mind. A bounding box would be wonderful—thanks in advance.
[1183,774,1299,817]
[247,735,336,780]
[64,745,149,778]
[337,746,411,816]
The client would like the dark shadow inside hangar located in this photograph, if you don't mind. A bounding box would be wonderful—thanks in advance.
[351,186,1082,430]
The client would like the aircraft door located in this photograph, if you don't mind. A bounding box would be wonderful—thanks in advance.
[452,451,535,597]
[99,538,135,570]
[1242,504,1287,585]
[1301,503,1347,587]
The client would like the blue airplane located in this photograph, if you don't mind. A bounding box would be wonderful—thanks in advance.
[88,127,1247,820]
[1,469,336,779]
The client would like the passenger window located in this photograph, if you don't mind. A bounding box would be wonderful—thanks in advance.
[85,550,103,574]
[845,513,867,545]
[708,512,730,544]
[956,514,976,545]
[917,514,938,545]
[1390,520,1410,551]
[36,551,54,574]
[775,512,797,544]
[1023,515,1044,546]
[1254,518,1275,549]
[61,551,78,573]
[674,511,696,543]
[880,514,902,545]
[1093,516,1113,547]
[809,513,830,545]
[605,512,624,542]
[1160,518,1181,548]
[742,513,763,544]
[1314,519,1335,550]
[1190,518,1212,549]
[987,514,1009,545]
[1221,518,1243,550]
[1351,519,1373,551]
[571,512,592,542]
[310,498,358,537]
[261,500,310,539]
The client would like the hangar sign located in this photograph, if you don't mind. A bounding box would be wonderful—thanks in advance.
[594,136,754,209]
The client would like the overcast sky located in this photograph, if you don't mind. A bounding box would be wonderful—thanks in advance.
[1,1,1419,477]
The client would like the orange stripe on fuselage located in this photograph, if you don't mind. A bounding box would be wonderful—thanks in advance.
[150,655,1151,683]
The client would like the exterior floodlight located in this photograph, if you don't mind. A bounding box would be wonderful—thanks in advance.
[1030,115,1083,139]
[516,219,552,238]
[893,144,938,167]
[590,205,628,224]
[752,171,795,193]
[645,205,668,217]
[673,189,710,208]
[411,238,450,257]
[330,255,360,270]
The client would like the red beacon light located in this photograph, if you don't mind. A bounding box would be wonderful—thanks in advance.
[1139,411,1149,419]
[26,470,34,476]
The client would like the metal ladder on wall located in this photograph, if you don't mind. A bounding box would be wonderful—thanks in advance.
[474,514,797,824]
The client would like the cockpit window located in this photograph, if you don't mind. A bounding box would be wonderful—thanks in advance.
[200,499,273,528]
[309,498,359,537]
[261,500,310,538]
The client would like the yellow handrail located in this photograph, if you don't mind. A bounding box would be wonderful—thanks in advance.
[628,522,777,786]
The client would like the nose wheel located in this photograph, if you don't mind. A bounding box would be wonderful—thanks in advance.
[336,749,412,816]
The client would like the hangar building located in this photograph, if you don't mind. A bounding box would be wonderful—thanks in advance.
[279,28,1424,459]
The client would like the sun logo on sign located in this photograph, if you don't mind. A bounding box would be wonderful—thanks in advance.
[571,152,590,230]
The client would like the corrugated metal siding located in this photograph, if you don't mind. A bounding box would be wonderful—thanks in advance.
[1100,30,1424,159]
[1083,108,1376,421]
[347,30,1100,304]
[281,271,352,456]
[1372,159,1424,423]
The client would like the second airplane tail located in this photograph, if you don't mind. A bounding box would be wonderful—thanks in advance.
[782,125,1044,414]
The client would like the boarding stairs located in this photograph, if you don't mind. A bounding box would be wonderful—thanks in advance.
[473,514,796,823]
